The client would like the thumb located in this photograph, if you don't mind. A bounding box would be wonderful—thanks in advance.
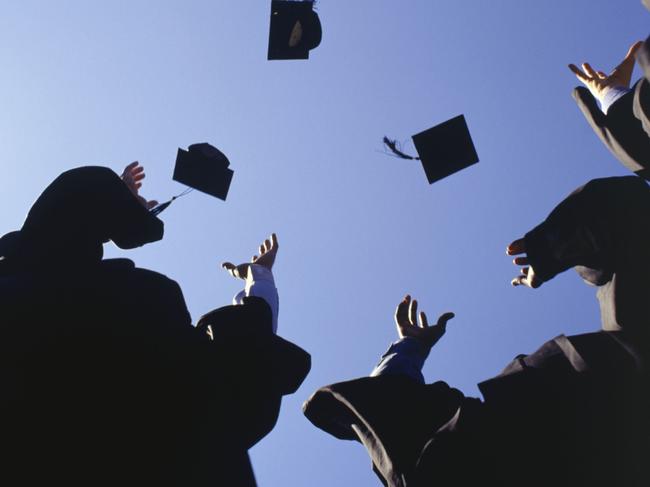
[436,312,455,330]
[625,41,644,61]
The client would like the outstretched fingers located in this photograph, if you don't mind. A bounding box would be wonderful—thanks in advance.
[258,234,278,257]
[221,261,236,275]
[394,294,411,327]
[582,62,599,79]
[513,256,528,266]
[418,311,428,328]
[247,233,280,270]
[506,238,526,256]
[408,299,418,327]
[624,40,643,62]
[123,161,139,172]
[435,312,455,332]
[568,63,590,83]
[610,40,644,86]
[121,162,148,196]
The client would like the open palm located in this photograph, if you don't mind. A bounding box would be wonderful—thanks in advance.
[394,295,454,349]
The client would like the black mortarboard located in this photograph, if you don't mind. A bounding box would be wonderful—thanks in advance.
[268,0,322,60]
[173,143,233,201]
[384,114,479,184]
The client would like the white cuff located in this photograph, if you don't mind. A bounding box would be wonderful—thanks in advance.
[232,264,279,333]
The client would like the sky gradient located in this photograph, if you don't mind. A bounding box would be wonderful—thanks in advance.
[1,1,648,485]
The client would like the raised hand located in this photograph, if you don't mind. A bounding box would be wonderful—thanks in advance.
[394,294,454,349]
[121,161,159,210]
[568,41,643,102]
[506,238,542,288]
[222,233,279,280]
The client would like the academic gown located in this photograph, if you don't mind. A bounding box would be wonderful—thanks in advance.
[573,81,650,179]
[572,37,650,179]
[0,257,310,487]
[303,176,650,487]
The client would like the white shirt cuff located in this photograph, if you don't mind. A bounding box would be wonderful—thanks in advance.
[232,264,279,333]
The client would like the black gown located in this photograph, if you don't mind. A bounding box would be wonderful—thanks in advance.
[0,257,310,487]
[0,166,311,486]
[573,36,650,179]
[304,176,650,487]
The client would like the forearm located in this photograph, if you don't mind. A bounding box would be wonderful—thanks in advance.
[233,264,279,333]
[370,337,430,384]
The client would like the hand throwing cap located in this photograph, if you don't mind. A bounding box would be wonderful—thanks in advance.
[173,143,233,201]
[268,0,322,60]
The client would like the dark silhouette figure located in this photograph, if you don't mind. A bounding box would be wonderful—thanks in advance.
[304,176,650,487]
[570,40,650,179]
[0,166,309,487]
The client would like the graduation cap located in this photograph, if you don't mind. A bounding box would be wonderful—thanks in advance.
[383,114,479,184]
[150,143,233,215]
[268,0,322,60]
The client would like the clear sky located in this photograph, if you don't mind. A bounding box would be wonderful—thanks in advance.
[0,1,648,485]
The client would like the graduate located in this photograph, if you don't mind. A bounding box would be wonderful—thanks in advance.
[570,39,650,178]
[0,162,309,487]
[304,176,650,487]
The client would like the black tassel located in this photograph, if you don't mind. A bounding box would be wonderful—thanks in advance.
[383,136,420,160]
[149,199,174,216]
[148,187,194,216]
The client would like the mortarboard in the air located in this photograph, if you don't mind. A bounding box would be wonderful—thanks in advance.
[150,143,233,216]
[173,143,233,200]
[383,114,479,184]
[268,0,322,60]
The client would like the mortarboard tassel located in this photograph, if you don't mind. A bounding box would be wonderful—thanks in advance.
[149,188,194,216]
[383,136,420,161]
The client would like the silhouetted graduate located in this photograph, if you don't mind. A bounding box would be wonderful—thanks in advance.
[304,176,650,487]
[570,41,650,179]
[0,166,309,487]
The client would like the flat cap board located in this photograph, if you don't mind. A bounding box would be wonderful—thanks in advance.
[173,143,233,201]
[268,0,322,60]
[412,114,479,184]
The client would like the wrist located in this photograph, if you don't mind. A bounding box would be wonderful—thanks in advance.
[599,85,632,113]
[397,335,432,355]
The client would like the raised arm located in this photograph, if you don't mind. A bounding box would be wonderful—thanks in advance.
[121,161,159,210]
[569,41,642,113]
[222,233,280,333]
[371,295,454,383]
[507,176,650,289]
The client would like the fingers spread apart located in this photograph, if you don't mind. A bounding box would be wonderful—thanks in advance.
[506,238,526,256]
[568,64,590,83]
[436,312,455,329]
[408,299,418,326]
[395,294,411,326]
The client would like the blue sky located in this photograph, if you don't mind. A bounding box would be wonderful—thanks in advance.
[1,1,648,485]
